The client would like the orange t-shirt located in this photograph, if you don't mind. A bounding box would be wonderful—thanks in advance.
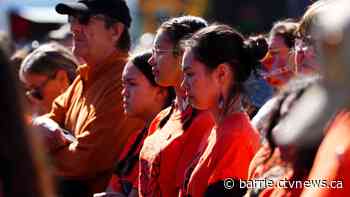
[109,127,148,194]
[139,105,214,197]
[301,111,350,197]
[181,112,260,197]
[44,52,143,193]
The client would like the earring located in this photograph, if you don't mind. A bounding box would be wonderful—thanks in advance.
[218,93,224,109]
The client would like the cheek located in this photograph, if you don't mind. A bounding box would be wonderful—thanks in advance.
[128,86,148,105]
[160,56,178,73]
[44,83,62,100]
[189,76,213,109]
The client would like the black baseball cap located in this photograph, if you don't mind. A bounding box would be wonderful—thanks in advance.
[55,0,132,27]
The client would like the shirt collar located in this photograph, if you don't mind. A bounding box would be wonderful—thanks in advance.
[77,52,128,82]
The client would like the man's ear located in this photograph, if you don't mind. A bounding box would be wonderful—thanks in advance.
[111,22,125,43]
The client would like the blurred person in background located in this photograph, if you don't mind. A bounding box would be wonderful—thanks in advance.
[0,31,15,57]
[94,52,174,197]
[247,76,320,197]
[300,0,350,196]
[19,42,78,117]
[32,0,144,196]
[247,3,339,196]
[180,24,265,196]
[293,0,329,75]
[0,40,55,197]
[261,19,299,89]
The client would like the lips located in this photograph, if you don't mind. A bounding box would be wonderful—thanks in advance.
[122,98,129,107]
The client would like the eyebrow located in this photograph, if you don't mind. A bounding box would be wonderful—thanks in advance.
[123,77,137,82]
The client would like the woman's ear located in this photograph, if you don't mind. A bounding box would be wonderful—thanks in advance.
[111,22,125,43]
[214,63,232,84]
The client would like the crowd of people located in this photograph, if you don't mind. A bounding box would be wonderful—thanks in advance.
[0,0,350,196]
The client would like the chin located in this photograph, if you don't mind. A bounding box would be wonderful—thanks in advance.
[156,79,172,88]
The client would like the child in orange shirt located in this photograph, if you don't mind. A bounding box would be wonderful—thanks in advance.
[95,52,174,197]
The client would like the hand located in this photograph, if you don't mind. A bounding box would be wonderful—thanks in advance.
[33,117,74,152]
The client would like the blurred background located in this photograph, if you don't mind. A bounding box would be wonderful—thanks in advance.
[0,0,314,49]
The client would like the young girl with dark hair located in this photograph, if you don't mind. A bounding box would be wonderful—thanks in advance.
[95,51,174,197]
[180,24,266,196]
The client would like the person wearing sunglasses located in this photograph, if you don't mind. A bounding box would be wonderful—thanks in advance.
[32,0,144,196]
[19,42,78,117]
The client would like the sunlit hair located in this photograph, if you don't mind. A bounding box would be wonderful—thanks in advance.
[269,19,299,48]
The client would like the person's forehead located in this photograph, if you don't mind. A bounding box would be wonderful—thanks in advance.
[123,62,140,79]
[154,30,173,47]
[20,72,48,86]
[269,35,288,49]
[182,49,195,69]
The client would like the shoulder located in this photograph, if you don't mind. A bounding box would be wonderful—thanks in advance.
[147,107,173,135]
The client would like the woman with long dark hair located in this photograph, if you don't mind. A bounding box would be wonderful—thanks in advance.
[138,16,214,197]
[180,24,266,196]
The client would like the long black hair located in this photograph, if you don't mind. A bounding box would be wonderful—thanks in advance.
[156,16,208,130]
[182,24,268,113]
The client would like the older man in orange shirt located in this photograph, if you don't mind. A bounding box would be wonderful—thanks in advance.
[32,0,143,196]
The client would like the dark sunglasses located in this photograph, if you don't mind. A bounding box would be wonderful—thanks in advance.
[68,14,106,25]
[25,72,57,100]
[68,14,91,25]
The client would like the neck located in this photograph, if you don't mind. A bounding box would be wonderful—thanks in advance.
[210,95,242,125]
[174,84,188,112]
[144,107,163,127]
[84,48,118,67]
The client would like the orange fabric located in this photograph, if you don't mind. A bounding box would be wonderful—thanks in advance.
[247,143,304,197]
[109,128,148,193]
[301,111,350,197]
[182,112,260,197]
[139,106,214,197]
[44,52,143,193]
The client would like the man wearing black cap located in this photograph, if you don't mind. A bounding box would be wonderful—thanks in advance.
[33,0,143,196]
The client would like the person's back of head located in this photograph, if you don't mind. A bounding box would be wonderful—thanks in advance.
[0,44,55,197]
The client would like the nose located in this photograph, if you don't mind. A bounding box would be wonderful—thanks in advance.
[181,76,189,92]
[70,21,82,36]
[121,87,128,98]
[148,53,156,67]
